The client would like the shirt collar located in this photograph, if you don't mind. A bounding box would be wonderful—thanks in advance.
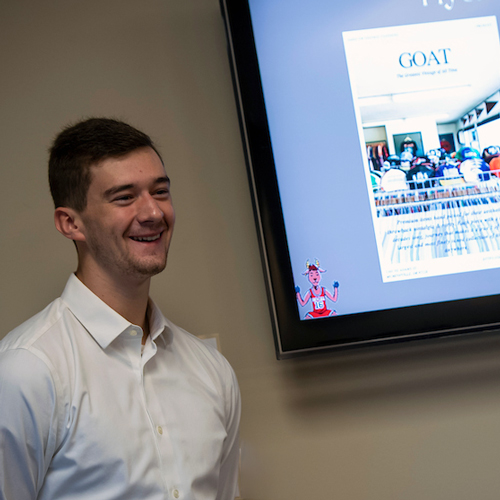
[61,274,170,349]
[147,299,171,342]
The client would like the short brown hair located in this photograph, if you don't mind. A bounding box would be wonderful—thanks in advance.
[48,117,162,211]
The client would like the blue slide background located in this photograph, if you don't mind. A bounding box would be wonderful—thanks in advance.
[247,0,500,318]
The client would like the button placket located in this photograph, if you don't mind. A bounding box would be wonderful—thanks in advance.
[142,351,182,495]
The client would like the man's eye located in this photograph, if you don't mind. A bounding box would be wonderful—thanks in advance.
[114,195,133,202]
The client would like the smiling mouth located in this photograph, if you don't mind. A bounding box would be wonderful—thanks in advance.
[130,232,163,242]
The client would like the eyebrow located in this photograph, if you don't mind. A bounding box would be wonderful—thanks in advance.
[103,176,170,199]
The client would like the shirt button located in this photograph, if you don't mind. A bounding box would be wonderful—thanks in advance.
[156,425,163,435]
[173,490,180,499]
[130,329,138,337]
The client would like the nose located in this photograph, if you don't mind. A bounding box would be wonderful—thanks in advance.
[137,193,164,223]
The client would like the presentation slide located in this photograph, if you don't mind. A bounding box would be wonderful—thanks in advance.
[344,17,500,282]
[248,0,500,320]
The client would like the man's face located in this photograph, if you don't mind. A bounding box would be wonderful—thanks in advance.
[77,147,175,283]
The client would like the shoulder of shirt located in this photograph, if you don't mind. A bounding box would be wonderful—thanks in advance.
[164,318,228,361]
[160,316,236,380]
[0,297,66,354]
[0,299,69,403]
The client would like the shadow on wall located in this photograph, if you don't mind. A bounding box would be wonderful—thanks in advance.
[280,330,500,425]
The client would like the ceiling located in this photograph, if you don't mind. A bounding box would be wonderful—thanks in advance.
[359,78,500,126]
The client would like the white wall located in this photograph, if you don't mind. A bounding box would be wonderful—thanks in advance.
[363,126,388,143]
[2,1,500,499]
[478,119,500,150]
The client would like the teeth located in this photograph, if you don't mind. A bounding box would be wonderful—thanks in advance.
[131,234,161,242]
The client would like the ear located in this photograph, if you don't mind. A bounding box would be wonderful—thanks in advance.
[54,207,86,242]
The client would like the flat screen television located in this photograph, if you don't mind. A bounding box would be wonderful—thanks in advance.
[220,0,500,359]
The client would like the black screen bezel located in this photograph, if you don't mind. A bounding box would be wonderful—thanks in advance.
[220,0,500,359]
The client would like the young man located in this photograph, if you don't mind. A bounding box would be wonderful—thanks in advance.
[0,118,241,500]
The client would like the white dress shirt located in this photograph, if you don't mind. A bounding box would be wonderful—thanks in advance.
[0,274,240,500]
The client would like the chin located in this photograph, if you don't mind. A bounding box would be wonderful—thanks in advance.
[136,263,166,277]
[140,260,167,276]
[120,258,167,279]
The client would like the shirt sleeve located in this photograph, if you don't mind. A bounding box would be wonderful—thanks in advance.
[216,362,241,500]
[0,349,60,500]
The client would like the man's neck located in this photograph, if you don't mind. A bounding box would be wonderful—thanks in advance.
[75,267,151,332]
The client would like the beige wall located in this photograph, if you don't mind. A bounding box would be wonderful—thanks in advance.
[2,1,500,498]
